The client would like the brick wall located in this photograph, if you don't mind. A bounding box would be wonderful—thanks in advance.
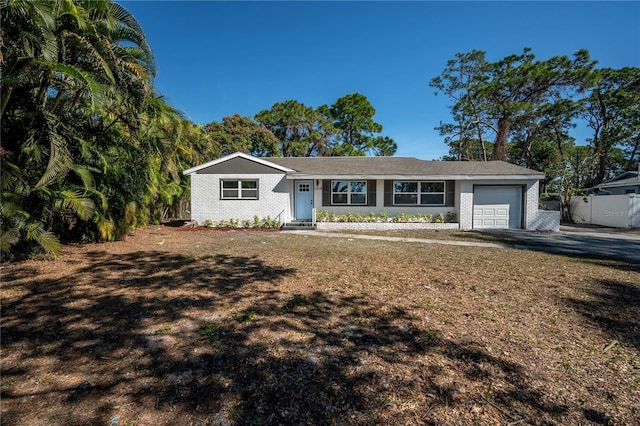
[190,173,290,224]
[524,181,539,230]
[530,211,561,231]
[317,222,459,231]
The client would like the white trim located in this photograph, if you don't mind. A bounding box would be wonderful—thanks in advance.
[183,152,294,175]
[286,174,544,180]
[330,180,368,206]
[392,180,445,206]
[220,178,259,200]
[295,180,314,220]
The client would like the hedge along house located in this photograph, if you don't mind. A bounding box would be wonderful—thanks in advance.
[183,152,559,231]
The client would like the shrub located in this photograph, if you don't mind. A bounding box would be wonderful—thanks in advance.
[200,324,220,343]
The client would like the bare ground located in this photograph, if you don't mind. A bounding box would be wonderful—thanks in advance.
[1,226,639,426]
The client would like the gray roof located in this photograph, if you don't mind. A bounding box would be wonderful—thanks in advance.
[597,175,640,189]
[266,156,544,177]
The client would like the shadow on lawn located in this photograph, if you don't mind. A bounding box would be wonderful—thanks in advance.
[3,250,574,425]
[564,278,640,352]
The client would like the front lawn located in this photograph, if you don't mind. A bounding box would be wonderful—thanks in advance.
[2,227,638,425]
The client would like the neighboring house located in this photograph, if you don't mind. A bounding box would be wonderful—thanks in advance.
[183,152,558,230]
[590,171,640,195]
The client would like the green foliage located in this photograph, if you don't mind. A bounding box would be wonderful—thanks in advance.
[580,67,640,184]
[234,307,256,324]
[203,114,280,157]
[322,93,397,156]
[155,324,172,333]
[255,100,334,157]
[255,93,396,157]
[1,0,211,257]
[200,324,221,343]
[202,219,214,228]
[316,210,329,221]
[313,210,457,224]
[432,47,639,200]
[392,212,410,223]
[258,216,280,229]
[430,48,596,162]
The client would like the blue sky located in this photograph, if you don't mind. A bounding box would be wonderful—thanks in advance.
[122,1,640,160]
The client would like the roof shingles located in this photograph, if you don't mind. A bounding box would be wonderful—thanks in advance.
[266,156,543,177]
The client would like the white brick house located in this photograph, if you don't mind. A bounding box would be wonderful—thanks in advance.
[183,152,557,231]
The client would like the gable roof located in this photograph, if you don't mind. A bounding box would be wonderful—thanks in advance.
[183,152,293,175]
[183,152,544,179]
[266,156,544,179]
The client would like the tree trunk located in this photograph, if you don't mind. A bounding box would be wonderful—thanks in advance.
[476,124,488,161]
[493,115,510,161]
[596,149,608,184]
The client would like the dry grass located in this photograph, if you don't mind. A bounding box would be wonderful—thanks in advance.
[319,228,524,245]
[1,226,639,425]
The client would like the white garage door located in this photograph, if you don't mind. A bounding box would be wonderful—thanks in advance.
[474,204,510,228]
[473,186,522,229]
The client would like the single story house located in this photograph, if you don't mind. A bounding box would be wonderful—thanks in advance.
[589,171,640,195]
[183,152,558,231]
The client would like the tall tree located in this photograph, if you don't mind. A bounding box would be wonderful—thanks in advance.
[255,100,335,157]
[430,50,492,160]
[580,67,640,184]
[431,48,596,161]
[320,93,397,156]
[0,0,203,256]
[204,114,280,158]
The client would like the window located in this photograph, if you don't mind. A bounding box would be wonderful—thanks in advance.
[331,180,367,205]
[393,181,445,205]
[298,183,311,192]
[221,179,258,199]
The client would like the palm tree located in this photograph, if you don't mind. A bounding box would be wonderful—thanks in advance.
[0,0,159,256]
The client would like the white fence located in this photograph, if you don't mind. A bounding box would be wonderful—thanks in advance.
[570,194,640,228]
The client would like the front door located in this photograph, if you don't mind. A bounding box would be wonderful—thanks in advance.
[295,180,313,220]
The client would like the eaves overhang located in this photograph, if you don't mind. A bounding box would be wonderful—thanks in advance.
[285,173,544,180]
[183,152,294,175]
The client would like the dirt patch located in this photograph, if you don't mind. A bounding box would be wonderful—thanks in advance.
[2,226,639,425]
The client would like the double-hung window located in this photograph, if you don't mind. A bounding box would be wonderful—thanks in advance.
[331,180,367,205]
[393,181,445,205]
[221,179,258,199]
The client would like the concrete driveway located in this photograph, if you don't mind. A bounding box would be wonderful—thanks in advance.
[484,224,640,264]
